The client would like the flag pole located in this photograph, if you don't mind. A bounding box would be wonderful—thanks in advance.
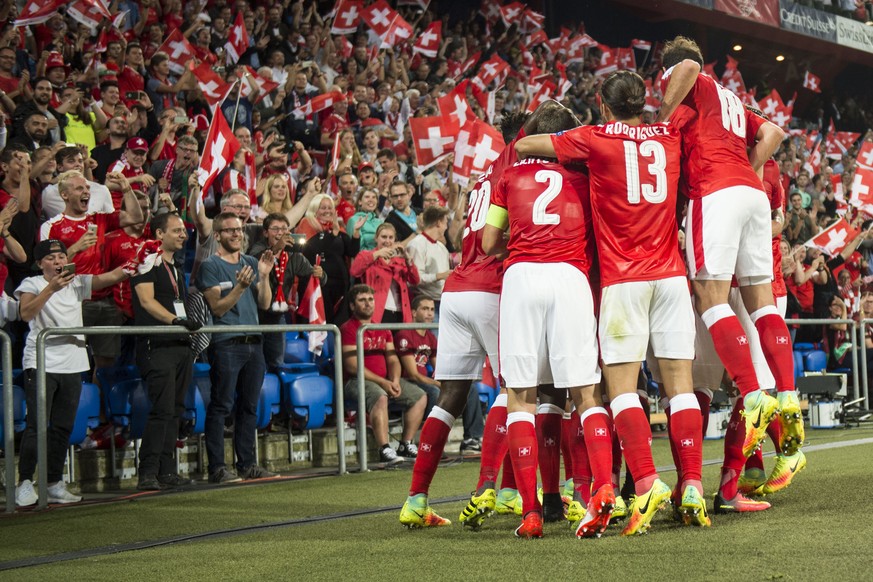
[230,78,243,131]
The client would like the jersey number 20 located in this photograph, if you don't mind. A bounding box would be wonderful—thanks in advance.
[623,140,667,204]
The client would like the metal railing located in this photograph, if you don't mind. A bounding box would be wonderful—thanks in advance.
[858,318,873,410]
[355,322,439,472]
[1,330,13,513]
[28,323,343,510]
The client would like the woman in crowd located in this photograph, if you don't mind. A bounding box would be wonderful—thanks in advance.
[259,173,294,217]
[349,222,419,324]
[348,188,382,251]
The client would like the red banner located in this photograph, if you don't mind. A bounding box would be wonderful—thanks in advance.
[714,0,778,27]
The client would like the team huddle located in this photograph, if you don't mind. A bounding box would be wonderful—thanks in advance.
[398,36,804,539]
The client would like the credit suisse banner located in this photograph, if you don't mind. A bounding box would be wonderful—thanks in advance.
[714,0,779,27]
[779,0,837,42]
[675,0,714,7]
[836,15,873,53]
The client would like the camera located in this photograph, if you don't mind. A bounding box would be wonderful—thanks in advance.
[288,233,306,252]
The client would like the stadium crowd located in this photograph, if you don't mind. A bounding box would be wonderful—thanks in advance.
[2,0,872,535]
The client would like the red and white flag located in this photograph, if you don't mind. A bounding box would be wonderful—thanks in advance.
[472,54,509,91]
[759,89,792,129]
[480,0,502,24]
[156,29,195,76]
[410,114,460,170]
[198,111,240,199]
[224,11,249,64]
[499,2,525,26]
[437,80,471,128]
[413,21,441,58]
[594,45,619,77]
[361,0,411,47]
[803,70,822,93]
[857,141,873,169]
[721,61,746,96]
[526,80,555,113]
[804,217,860,257]
[632,38,653,51]
[14,0,65,26]
[240,66,280,105]
[617,47,636,71]
[331,0,364,35]
[292,90,346,117]
[850,165,873,209]
[455,51,481,80]
[381,14,413,48]
[298,257,327,355]
[521,8,545,32]
[452,118,505,184]
[191,62,234,110]
[66,0,111,30]
[827,130,861,159]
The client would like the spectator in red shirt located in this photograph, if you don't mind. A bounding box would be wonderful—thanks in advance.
[319,97,350,147]
[106,137,155,210]
[394,295,440,416]
[102,191,154,321]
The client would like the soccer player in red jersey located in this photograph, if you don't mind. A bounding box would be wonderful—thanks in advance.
[398,101,571,529]
[656,37,796,463]
[516,71,707,533]
[481,107,602,539]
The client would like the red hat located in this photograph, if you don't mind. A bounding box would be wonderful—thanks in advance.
[45,52,68,71]
[193,113,209,131]
[126,136,148,151]
[358,162,375,173]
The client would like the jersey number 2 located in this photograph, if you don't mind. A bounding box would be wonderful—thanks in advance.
[623,140,667,204]
[533,170,562,225]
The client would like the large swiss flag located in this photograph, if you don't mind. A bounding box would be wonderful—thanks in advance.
[156,29,195,76]
[804,217,860,257]
[224,11,249,64]
[198,111,240,199]
[410,114,460,170]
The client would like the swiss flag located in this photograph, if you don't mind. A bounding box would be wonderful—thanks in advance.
[298,257,327,355]
[413,21,441,58]
[827,130,861,159]
[850,165,873,209]
[499,2,525,26]
[566,37,591,65]
[452,119,505,184]
[521,8,545,32]
[527,30,548,47]
[803,70,822,93]
[66,0,112,30]
[381,14,413,48]
[595,45,619,77]
[156,29,195,76]
[240,66,280,105]
[191,62,234,111]
[331,0,363,35]
[472,54,509,91]
[197,111,240,200]
[617,47,636,71]
[410,114,460,170]
[225,11,250,64]
[480,0,502,24]
[455,51,481,80]
[804,217,860,257]
[759,89,792,129]
[362,0,411,47]
[526,81,555,114]
[437,80,471,128]
[292,90,346,117]
[471,84,496,124]
[336,35,354,59]
[14,0,65,26]
[702,61,717,78]
[721,66,746,96]
[632,38,653,51]
[857,141,873,169]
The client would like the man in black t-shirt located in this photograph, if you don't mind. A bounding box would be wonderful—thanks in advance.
[131,212,200,491]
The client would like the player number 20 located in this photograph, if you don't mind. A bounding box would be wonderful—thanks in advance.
[466,180,491,236]
[623,140,667,204]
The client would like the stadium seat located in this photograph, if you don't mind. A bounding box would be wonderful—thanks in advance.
[256,373,281,430]
[315,333,335,376]
[284,374,334,430]
[69,382,101,447]
[794,351,805,379]
[96,365,141,410]
[284,333,314,364]
[107,378,152,440]
[793,342,816,353]
[804,350,828,373]
[0,385,26,447]
[474,382,497,410]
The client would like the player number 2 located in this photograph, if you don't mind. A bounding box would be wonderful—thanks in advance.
[533,170,562,225]
[716,84,746,138]
[623,140,667,204]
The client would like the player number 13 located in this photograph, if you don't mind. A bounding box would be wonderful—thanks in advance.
[623,140,667,205]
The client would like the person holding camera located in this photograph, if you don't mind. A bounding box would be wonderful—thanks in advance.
[56,84,107,154]
[131,212,200,491]
[250,213,325,372]
[350,222,420,324]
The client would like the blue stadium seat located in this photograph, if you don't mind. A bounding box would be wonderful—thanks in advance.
[284,374,334,430]
[793,342,816,353]
[69,382,101,447]
[256,373,281,430]
[804,350,828,372]
[107,379,152,439]
[794,351,805,379]
[0,385,26,447]
[474,382,497,410]
[284,333,314,364]
[315,333,335,376]
[96,365,141,410]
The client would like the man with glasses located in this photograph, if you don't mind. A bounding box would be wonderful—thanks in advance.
[196,212,276,483]
[148,135,200,215]
[384,181,419,245]
[107,137,156,211]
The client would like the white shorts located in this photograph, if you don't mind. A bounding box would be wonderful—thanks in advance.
[599,276,696,365]
[499,263,600,389]
[686,186,772,283]
[434,291,499,380]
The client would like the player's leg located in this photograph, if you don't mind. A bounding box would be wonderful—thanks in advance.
[536,384,566,522]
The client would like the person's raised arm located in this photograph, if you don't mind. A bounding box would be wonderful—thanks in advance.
[656,59,700,122]
[749,121,785,172]
[112,173,144,227]
[515,134,555,160]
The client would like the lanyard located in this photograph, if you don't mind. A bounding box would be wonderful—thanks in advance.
[162,259,179,300]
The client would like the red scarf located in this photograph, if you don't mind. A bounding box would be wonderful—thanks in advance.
[271,250,289,312]
[319,220,333,231]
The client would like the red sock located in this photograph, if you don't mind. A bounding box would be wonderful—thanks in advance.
[703,306,759,397]
[580,407,613,492]
[720,399,747,499]
[664,405,683,486]
[696,390,712,436]
[568,412,592,503]
[745,447,765,472]
[500,452,516,490]
[752,309,795,393]
[610,393,657,495]
[536,405,562,494]
[611,422,623,489]
[507,412,540,516]
[767,414,783,453]
[409,411,454,495]
[561,413,574,481]
[668,394,703,488]
[476,397,508,490]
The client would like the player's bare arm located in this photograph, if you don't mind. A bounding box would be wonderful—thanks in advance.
[748,121,785,172]
[482,205,508,256]
[515,135,556,159]
[656,59,700,122]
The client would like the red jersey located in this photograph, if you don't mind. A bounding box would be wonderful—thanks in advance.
[551,120,686,287]
[40,212,121,300]
[108,158,145,211]
[103,229,146,318]
[393,329,437,378]
[491,158,593,275]
[442,133,522,294]
[340,318,393,382]
[660,69,766,199]
[762,159,787,299]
